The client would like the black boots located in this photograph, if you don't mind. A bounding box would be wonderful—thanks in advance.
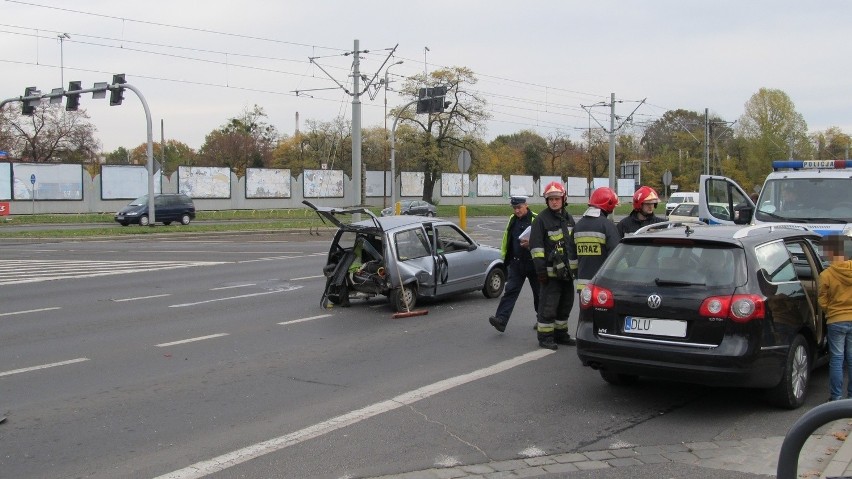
[539,336,558,350]
[488,316,507,333]
[555,334,576,346]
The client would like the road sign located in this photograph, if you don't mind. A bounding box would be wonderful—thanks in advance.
[457,150,471,173]
[662,170,672,186]
[30,174,36,185]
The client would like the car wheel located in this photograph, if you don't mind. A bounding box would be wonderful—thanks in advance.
[600,369,640,386]
[163,221,172,226]
[482,267,506,298]
[139,215,150,226]
[390,284,416,312]
[427,211,435,217]
[767,334,810,409]
[180,214,191,225]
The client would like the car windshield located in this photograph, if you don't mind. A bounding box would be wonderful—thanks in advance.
[755,178,852,222]
[599,242,745,287]
[128,195,148,206]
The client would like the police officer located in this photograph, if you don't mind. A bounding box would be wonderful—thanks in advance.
[617,186,666,237]
[569,187,621,293]
[529,181,576,350]
[489,196,539,332]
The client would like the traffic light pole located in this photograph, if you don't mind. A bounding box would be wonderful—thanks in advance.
[389,99,419,206]
[2,78,155,224]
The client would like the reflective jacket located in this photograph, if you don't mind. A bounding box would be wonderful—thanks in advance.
[569,207,621,291]
[529,206,576,279]
[500,210,536,263]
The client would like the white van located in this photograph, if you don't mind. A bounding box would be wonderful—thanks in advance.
[698,160,852,237]
[665,192,699,216]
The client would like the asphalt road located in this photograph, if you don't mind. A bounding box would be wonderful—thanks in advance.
[0,219,835,479]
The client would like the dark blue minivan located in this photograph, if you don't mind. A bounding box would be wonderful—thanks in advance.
[114,194,195,226]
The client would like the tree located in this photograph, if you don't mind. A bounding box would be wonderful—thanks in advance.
[544,131,576,176]
[128,140,197,175]
[491,130,548,180]
[811,126,851,161]
[197,105,279,176]
[0,103,100,163]
[737,88,808,182]
[393,67,490,200]
[271,117,350,178]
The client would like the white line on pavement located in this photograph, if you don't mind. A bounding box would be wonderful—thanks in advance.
[112,294,172,302]
[277,314,332,325]
[0,358,89,377]
[289,275,324,281]
[0,306,61,317]
[168,287,300,308]
[209,284,256,291]
[154,349,554,479]
[155,333,229,348]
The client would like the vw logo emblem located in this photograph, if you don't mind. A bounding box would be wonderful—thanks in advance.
[647,294,662,309]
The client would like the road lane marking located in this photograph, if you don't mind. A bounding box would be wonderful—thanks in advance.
[0,306,61,317]
[209,284,256,291]
[154,349,554,479]
[278,314,332,325]
[0,358,89,377]
[237,253,325,264]
[155,334,229,348]
[169,287,301,308]
[289,275,324,281]
[112,294,172,302]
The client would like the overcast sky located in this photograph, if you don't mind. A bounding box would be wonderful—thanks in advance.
[2,0,851,153]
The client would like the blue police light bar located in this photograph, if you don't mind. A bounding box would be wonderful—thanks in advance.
[772,160,852,170]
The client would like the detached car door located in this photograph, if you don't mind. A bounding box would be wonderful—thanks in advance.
[698,175,754,225]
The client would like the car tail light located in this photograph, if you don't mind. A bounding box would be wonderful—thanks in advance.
[580,284,614,309]
[699,294,764,322]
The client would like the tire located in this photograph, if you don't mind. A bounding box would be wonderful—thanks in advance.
[139,215,150,226]
[390,284,416,312]
[767,334,810,409]
[600,369,640,386]
[163,221,172,226]
[119,222,129,226]
[482,268,506,298]
[180,214,192,225]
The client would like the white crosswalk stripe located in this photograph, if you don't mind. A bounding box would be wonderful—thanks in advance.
[0,259,226,285]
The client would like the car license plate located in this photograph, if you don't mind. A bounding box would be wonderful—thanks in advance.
[624,316,686,338]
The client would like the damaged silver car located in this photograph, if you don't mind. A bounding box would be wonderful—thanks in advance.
[304,201,506,312]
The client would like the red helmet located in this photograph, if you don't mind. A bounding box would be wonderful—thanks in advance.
[632,186,660,210]
[589,187,619,214]
[542,181,566,200]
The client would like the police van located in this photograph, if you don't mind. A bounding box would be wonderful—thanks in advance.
[698,159,852,237]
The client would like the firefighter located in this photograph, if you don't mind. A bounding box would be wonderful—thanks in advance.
[616,185,666,238]
[489,196,539,332]
[569,187,621,293]
[529,181,576,350]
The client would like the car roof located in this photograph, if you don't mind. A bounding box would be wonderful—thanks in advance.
[625,222,821,247]
[352,215,449,233]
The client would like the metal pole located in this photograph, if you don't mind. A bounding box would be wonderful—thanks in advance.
[119,83,156,225]
[383,60,403,209]
[390,99,419,206]
[608,92,616,190]
[704,108,710,175]
[352,39,362,210]
[58,33,70,88]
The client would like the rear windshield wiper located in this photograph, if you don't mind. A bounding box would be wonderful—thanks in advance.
[654,278,705,286]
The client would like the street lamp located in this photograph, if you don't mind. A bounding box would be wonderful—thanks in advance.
[58,33,70,88]
[383,60,404,208]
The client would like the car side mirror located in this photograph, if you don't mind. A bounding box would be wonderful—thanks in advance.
[467,243,477,251]
[733,204,752,225]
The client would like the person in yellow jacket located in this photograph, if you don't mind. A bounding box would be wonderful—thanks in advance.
[818,234,852,401]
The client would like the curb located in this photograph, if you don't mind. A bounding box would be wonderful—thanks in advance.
[821,419,852,478]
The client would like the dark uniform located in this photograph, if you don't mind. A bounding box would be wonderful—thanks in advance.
[569,208,621,292]
[616,210,666,238]
[489,208,539,331]
[529,204,576,348]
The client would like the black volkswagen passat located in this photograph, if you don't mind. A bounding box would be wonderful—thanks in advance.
[576,222,828,409]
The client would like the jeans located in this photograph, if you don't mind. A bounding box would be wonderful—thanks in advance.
[493,259,539,323]
[827,322,852,400]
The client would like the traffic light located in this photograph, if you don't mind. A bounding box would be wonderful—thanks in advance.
[22,87,41,116]
[66,81,82,111]
[109,74,126,106]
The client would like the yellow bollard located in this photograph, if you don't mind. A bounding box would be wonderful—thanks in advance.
[459,205,467,230]
[395,201,401,216]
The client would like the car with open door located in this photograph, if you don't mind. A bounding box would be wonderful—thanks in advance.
[304,200,506,312]
[576,221,830,409]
